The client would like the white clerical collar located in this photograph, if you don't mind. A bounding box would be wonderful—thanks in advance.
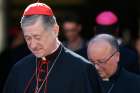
[42,57,46,61]
[102,78,110,81]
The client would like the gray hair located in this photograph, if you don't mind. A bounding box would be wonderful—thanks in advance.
[20,15,57,30]
[89,34,119,52]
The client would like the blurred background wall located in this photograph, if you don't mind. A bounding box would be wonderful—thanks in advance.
[0,0,5,53]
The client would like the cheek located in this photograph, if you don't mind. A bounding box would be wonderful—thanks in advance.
[95,65,105,74]
[65,32,75,37]
[103,64,114,75]
[37,43,44,48]
[100,65,110,75]
[38,41,47,50]
[41,37,54,49]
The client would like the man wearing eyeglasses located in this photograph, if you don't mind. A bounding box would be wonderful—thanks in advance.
[87,34,140,93]
[94,11,139,74]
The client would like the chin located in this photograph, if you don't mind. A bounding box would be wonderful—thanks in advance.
[31,50,44,57]
[99,73,105,78]
[34,55,42,58]
[33,53,44,58]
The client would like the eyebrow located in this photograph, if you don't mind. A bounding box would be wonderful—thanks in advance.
[33,34,41,37]
[89,58,105,62]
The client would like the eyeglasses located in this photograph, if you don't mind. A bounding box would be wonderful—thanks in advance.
[90,51,118,66]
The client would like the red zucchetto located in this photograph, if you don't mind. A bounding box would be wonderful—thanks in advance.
[23,2,54,16]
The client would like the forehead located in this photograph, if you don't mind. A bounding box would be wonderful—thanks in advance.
[22,20,46,36]
[63,22,77,29]
[88,41,112,58]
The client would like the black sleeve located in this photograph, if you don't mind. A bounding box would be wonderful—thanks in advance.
[69,63,102,93]
[86,64,102,93]
[3,65,19,93]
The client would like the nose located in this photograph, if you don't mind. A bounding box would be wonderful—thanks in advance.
[28,39,37,50]
[95,64,100,71]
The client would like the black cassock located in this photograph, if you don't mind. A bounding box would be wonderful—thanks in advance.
[3,44,101,93]
[100,66,140,93]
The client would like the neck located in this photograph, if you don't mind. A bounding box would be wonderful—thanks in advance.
[67,36,83,51]
[102,78,109,81]
[50,38,60,54]
[102,66,118,81]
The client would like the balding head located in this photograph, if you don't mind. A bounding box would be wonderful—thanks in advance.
[88,34,119,53]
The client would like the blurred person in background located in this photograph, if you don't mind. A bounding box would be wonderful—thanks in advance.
[120,28,131,47]
[135,36,140,73]
[62,15,87,58]
[87,34,140,93]
[6,26,30,63]
[93,11,139,74]
[0,26,30,92]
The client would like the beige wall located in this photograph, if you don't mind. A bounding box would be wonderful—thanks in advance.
[0,0,5,53]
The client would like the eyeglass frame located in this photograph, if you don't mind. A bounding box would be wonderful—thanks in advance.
[90,51,118,66]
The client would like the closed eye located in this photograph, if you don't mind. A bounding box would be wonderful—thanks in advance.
[33,35,41,40]
[24,36,31,41]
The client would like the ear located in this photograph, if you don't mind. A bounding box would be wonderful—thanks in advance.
[115,52,120,63]
[53,24,59,36]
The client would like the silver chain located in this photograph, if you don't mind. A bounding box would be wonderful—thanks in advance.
[35,46,62,93]
[107,84,114,93]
